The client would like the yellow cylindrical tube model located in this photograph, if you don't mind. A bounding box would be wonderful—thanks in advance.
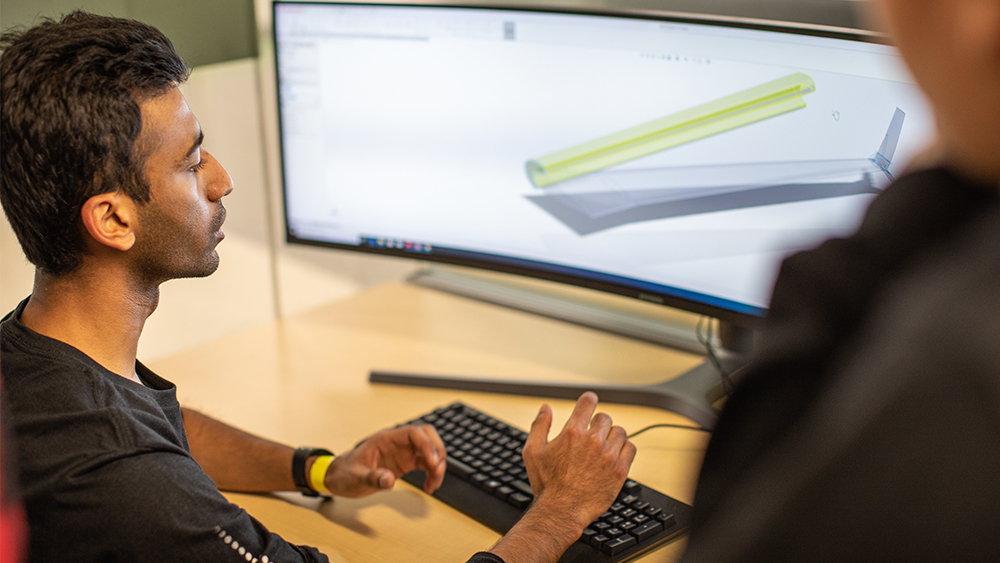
[526,72,816,188]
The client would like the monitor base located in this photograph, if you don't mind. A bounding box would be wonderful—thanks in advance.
[370,356,744,429]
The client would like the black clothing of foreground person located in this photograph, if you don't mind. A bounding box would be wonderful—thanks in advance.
[682,168,1000,561]
[680,0,1000,558]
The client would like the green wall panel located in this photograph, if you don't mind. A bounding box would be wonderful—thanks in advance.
[0,0,257,67]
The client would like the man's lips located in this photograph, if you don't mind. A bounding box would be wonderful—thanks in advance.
[212,205,227,236]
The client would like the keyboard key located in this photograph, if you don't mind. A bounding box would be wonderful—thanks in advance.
[621,479,641,495]
[602,535,637,556]
[631,520,663,542]
[508,492,531,509]
[580,528,597,544]
[496,485,514,500]
[591,534,610,549]
[447,458,475,480]
[657,513,677,529]
[510,480,534,497]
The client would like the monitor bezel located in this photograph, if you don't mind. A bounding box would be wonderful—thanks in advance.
[271,1,893,328]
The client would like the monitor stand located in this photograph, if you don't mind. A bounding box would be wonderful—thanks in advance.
[368,267,753,429]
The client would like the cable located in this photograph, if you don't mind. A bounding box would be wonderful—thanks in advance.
[628,423,711,438]
[697,315,735,396]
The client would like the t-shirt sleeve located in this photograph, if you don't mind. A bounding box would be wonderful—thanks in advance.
[32,450,327,563]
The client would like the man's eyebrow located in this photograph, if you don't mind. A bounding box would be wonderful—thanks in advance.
[183,129,205,162]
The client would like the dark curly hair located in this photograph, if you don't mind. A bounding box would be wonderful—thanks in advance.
[0,11,190,276]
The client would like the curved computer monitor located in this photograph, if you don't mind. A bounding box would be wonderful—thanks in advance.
[272,1,932,332]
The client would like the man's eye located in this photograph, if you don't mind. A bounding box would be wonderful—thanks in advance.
[190,160,206,172]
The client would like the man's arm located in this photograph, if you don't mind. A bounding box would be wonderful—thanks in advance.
[181,407,297,492]
[488,392,637,563]
[181,407,447,495]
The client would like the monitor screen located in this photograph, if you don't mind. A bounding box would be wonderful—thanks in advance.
[273,2,933,324]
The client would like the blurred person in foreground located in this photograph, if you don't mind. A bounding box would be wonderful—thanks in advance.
[680,0,1000,560]
[0,13,633,563]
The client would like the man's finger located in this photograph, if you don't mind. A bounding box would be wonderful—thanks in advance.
[409,424,444,468]
[620,439,637,465]
[357,464,394,490]
[526,403,554,450]
[589,412,613,436]
[563,391,599,432]
[424,458,447,493]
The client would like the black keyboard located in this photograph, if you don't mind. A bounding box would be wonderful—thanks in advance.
[398,402,693,563]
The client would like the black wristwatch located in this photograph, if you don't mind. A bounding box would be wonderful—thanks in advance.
[292,446,334,497]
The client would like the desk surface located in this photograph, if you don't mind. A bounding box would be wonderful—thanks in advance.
[149,281,710,563]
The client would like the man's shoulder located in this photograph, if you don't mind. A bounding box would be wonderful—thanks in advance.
[2,308,108,409]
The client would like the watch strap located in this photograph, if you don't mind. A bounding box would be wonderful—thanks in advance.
[293,447,333,497]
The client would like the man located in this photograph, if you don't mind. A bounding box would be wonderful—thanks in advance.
[0,13,634,563]
[679,0,1000,560]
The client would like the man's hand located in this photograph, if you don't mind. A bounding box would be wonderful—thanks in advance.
[321,423,447,497]
[490,392,636,563]
[523,391,636,531]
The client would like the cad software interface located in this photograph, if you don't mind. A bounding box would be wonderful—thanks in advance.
[274,2,933,315]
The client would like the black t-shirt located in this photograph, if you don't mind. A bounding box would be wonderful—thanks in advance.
[682,167,1000,561]
[1,299,327,562]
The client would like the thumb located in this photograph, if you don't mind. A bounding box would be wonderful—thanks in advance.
[368,468,395,490]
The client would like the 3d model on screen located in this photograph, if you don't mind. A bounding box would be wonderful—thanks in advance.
[525,72,817,189]
[526,108,907,235]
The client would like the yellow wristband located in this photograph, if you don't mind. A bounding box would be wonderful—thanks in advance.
[308,455,335,494]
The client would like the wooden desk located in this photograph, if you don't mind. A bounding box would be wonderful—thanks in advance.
[148,282,711,563]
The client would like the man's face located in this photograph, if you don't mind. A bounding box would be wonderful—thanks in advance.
[129,87,234,284]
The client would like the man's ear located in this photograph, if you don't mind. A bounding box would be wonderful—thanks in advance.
[80,192,138,251]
